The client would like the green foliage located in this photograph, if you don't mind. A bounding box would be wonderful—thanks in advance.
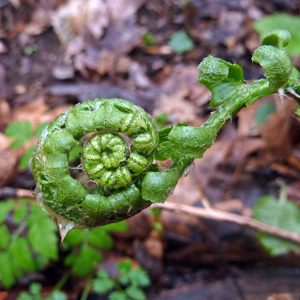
[27,204,58,260]
[102,221,128,232]
[0,200,14,223]
[4,120,49,169]
[17,282,67,300]
[296,108,300,116]
[197,56,243,107]
[261,29,291,48]
[255,102,276,126]
[65,245,102,277]
[92,260,150,300]
[5,121,33,149]
[24,44,39,56]
[63,222,127,277]
[125,286,146,300]
[68,144,83,163]
[252,45,293,92]
[149,208,163,232]
[92,271,115,294]
[253,187,300,256]
[169,31,194,54]
[254,14,300,56]
[0,197,128,289]
[19,147,35,169]
[154,113,168,129]
[109,291,128,300]
[142,32,155,46]
[0,200,58,289]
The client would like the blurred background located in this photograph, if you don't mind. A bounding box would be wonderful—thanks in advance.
[1,0,300,299]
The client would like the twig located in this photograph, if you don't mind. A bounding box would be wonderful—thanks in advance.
[0,187,34,199]
[153,202,300,245]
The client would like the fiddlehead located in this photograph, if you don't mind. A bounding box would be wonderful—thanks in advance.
[32,30,300,233]
[31,99,189,231]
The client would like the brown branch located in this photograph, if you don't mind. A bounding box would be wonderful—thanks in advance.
[153,201,300,245]
[0,187,34,199]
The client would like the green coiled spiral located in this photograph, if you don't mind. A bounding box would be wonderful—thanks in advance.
[31,99,188,228]
[31,30,300,230]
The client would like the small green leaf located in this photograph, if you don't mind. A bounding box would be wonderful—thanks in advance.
[125,286,146,300]
[5,121,33,149]
[118,273,130,286]
[149,208,162,217]
[47,291,67,300]
[117,260,132,285]
[17,292,34,300]
[296,108,300,116]
[117,260,133,273]
[153,221,163,233]
[142,33,155,47]
[155,141,172,161]
[69,245,102,277]
[9,237,36,271]
[35,122,49,139]
[0,252,17,288]
[19,147,35,169]
[261,29,291,48]
[254,14,300,56]
[27,204,58,260]
[68,145,83,163]
[197,56,243,107]
[0,225,10,249]
[154,113,168,128]
[92,271,115,294]
[29,282,42,296]
[109,291,128,300]
[13,204,28,223]
[255,102,276,126]
[154,126,175,161]
[24,44,38,56]
[64,229,85,246]
[128,268,151,288]
[88,228,113,249]
[0,200,14,223]
[290,67,299,80]
[253,194,300,255]
[252,45,293,92]
[169,31,194,54]
[102,221,128,232]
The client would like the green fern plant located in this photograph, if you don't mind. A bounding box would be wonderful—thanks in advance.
[30,29,300,234]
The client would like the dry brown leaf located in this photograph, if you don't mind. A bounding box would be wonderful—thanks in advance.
[106,0,145,22]
[144,230,164,259]
[11,97,71,127]
[0,100,11,131]
[0,133,20,187]
[12,97,48,127]
[52,0,109,46]
[155,89,201,124]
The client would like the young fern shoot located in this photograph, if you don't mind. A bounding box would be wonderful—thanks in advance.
[31,30,300,235]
